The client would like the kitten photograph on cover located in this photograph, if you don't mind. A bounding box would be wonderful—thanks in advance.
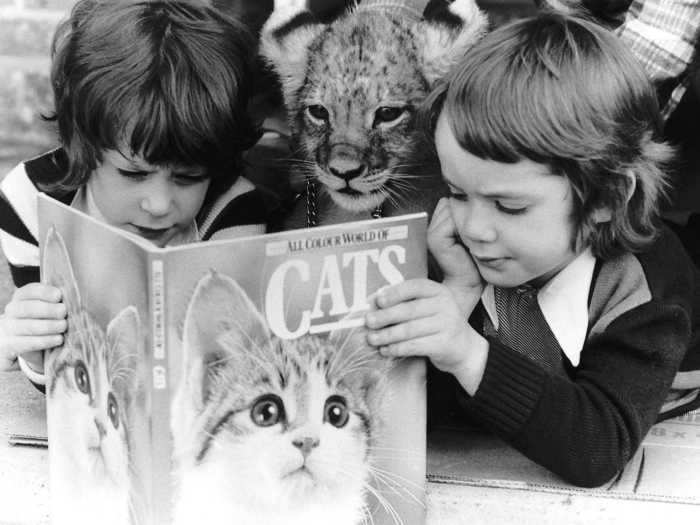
[171,271,414,525]
[160,221,428,525]
[42,227,149,525]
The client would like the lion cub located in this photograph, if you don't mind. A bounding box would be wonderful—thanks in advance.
[260,0,488,228]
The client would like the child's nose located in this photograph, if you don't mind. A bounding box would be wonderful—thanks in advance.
[460,203,497,243]
[140,177,174,217]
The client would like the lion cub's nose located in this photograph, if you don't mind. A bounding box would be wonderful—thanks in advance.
[328,144,367,181]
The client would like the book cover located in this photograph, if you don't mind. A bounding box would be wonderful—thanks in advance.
[38,193,428,525]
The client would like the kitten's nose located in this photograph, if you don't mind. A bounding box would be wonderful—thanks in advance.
[293,436,320,458]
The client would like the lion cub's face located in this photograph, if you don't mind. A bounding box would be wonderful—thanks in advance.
[261,0,488,220]
[295,12,433,213]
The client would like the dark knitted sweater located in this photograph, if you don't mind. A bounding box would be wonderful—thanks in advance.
[430,227,700,488]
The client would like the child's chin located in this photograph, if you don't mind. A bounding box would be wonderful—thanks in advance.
[482,272,529,289]
[476,265,512,287]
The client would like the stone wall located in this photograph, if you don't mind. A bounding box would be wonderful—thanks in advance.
[0,0,74,174]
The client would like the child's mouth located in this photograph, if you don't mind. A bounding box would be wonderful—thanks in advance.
[130,225,173,242]
[474,255,509,269]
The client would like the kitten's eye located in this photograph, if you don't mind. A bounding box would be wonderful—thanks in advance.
[107,392,119,430]
[306,104,329,122]
[250,394,285,427]
[74,361,90,395]
[373,106,405,126]
[324,395,349,428]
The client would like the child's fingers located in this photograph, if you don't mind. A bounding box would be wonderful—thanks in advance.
[4,299,67,320]
[11,335,64,355]
[377,334,435,358]
[7,318,67,336]
[427,198,452,231]
[365,296,437,329]
[12,283,62,302]
[373,279,441,309]
[367,316,438,347]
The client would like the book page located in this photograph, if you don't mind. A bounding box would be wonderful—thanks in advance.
[38,194,153,525]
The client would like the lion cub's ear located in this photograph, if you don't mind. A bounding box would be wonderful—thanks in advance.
[412,0,489,85]
[260,0,325,109]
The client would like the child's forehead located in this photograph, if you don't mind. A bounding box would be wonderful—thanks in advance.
[435,114,564,196]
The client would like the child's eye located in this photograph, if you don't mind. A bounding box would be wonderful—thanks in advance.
[495,201,527,215]
[118,169,148,179]
[173,173,208,186]
[448,192,468,202]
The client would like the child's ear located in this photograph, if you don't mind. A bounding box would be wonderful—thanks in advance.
[623,169,637,205]
[590,170,637,223]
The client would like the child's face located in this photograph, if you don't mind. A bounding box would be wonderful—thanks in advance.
[434,112,581,288]
[88,149,210,247]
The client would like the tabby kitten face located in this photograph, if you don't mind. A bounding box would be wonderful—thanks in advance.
[201,335,371,503]
[47,307,139,487]
[42,229,141,510]
[173,271,389,522]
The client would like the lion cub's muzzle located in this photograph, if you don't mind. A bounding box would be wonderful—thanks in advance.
[318,143,389,212]
[327,143,368,182]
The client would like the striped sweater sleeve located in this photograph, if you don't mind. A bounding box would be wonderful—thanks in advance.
[0,161,41,287]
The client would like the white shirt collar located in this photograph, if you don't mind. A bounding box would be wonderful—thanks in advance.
[481,248,596,367]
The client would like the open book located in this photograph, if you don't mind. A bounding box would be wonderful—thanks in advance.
[38,193,427,525]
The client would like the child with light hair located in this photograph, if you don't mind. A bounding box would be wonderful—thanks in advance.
[366,12,700,487]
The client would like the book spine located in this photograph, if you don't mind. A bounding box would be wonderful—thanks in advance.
[149,255,172,524]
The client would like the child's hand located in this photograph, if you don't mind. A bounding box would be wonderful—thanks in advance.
[0,283,66,371]
[428,198,484,313]
[366,279,488,395]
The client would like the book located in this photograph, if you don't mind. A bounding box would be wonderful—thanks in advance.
[37,193,428,525]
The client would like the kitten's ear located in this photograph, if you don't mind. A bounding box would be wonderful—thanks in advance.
[259,0,325,109]
[182,271,271,406]
[413,0,488,85]
[106,306,142,405]
[42,226,81,313]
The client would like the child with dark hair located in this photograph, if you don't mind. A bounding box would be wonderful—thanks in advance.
[0,0,270,383]
[365,13,700,487]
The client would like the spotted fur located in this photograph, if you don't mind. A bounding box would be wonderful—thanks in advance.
[261,0,488,227]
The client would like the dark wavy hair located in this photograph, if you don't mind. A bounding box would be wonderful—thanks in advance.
[422,12,672,260]
[47,0,260,202]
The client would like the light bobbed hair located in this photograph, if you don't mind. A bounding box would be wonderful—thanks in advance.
[423,12,673,260]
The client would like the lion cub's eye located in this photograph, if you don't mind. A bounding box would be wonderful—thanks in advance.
[373,106,405,126]
[306,105,329,122]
